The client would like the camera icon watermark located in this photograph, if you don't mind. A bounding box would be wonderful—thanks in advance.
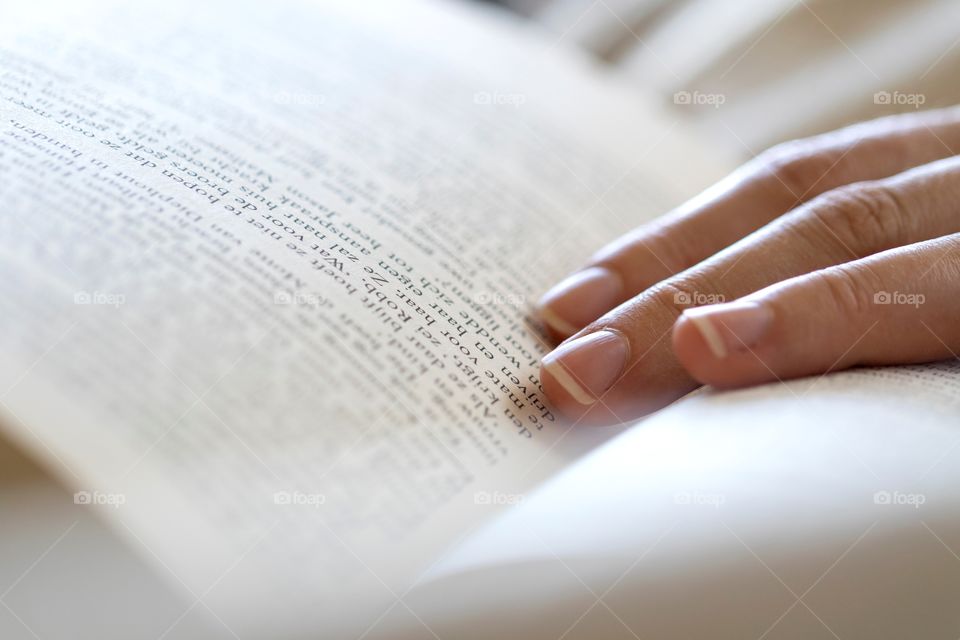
[474,491,524,506]
[873,490,925,508]
[273,490,326,507]
[473,291,526,307]
[873,291,925,308]
[473,90,527,107]
[74,291,125,307]
[873,90,925,109]
[673,90,726,109]
[674,491,725,509]
[73,490,126,508]
[274,291,327,308]
[274,91,325,106]
[673,291,726,306]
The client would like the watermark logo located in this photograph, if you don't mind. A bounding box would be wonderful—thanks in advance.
[74,291,125,307]
[673,90,726,109]
[474,491,524,506]
[473,91,526,108]
[274,91,325,106]
[873,91,925,109]
[274,291,327,308]
[273,490,326,507]
[473,291,526,307]
[73,490,126,508]
[674,491,725,509]
[873,490,925,508]
[873,291,924,308]
[673,291,725,306]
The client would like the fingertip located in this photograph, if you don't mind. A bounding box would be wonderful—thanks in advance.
[537,266,623,340]
[539,330,632,426]
[672,302,775,389]
[538,364,601,425]
[540,361,594,423]
[538,306,580,341]
[672,311,720,386]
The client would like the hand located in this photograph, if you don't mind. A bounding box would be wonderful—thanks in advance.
[537,107,960,426]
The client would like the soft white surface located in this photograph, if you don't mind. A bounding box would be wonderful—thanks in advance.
[0,438,227,640]
[391,372,960,639]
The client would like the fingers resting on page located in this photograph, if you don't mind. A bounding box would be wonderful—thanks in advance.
[537,106,960,426]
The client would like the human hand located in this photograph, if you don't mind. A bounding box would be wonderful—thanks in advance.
[538,107,960,425]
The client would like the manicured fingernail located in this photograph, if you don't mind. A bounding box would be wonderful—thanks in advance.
[538,266,623,337]
[541,330,629,405]
[682,301,773,359]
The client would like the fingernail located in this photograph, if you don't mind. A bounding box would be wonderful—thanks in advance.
[541,330,629,405]
[682,301,773,359]
[538,266,623,337]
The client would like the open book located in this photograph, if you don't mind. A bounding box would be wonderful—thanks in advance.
[2,1,959,638]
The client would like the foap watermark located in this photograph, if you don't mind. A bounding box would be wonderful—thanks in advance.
[873,490,925,509]
[473,90,526,108]
[673,90,726,109]
[674,291,725,306]
[874,90,926,109]
[74,290,125,307]
[474,490,524,506]
[674,491,725,509]
[473,291,526,307]
[273,490,326,507]
[274,91,326,107]
[873,291,925,308]
[274,291,329,308]
[74,490,126,508]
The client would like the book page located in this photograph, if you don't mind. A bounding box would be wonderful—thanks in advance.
[406,361,960,638]
[0,0,730,635]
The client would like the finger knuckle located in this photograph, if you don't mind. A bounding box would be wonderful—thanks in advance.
[804,183,906,255]
[591,283,682,340]
[911,234,960,283]
[631,226,700,276]
[815,264,882,318]
[760,143,841,199]
[591,223,698,283]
